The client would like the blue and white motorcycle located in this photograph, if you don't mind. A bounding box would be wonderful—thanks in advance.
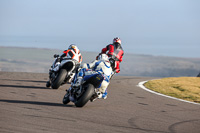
[62,69,107,107]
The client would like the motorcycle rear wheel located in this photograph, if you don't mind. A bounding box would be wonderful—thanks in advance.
[75,84,94,107]
[51,69,67,89]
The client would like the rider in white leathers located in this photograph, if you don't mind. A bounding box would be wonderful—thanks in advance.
[73,54,113,99]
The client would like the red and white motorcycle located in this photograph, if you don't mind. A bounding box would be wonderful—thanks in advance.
[46,54,80,89]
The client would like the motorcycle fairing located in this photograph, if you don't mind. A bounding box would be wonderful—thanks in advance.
[60,59,76,72]
[83,73,104,88]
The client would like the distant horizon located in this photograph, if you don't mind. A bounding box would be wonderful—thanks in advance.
[1,1,200,58]
[1,45,200,77]
[1,44,200,59]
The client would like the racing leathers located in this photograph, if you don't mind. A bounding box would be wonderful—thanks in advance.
[101,43,124,73]
[72,59,113,99]
[51,48,82,72]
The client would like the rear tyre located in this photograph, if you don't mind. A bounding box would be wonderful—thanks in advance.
[75,84,94,107]
[51,69,67,89]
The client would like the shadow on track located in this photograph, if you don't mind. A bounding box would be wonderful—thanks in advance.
[0,84,49,89]
[0,99,74,107]
[1,79,47,83]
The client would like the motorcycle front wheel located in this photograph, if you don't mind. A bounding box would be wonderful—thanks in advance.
[75,84,94,107]
[51,69,67,89]
[63,92,70,104]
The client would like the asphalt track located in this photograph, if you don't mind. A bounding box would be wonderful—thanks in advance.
[0,72,200,133]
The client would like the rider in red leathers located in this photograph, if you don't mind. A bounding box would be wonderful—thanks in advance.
[98,37,124,74]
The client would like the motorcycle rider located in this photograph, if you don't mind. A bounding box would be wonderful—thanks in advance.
[97,37,124,74]
[46,44,82,87]
[71,54,113,100]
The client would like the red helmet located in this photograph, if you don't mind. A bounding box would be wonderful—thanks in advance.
[113,37,121,45]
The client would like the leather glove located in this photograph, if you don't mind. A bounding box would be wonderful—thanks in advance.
[54,54,59,58]
[96,53,101,60]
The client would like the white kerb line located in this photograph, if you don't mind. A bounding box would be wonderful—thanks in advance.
[137,81,200,106]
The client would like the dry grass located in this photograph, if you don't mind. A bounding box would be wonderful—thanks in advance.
[144,77,200,103]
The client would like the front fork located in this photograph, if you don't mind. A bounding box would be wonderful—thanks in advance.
[67,85,83,103]
[66,72,75,83]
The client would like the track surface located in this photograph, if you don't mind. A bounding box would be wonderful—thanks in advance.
[0,72,200,133]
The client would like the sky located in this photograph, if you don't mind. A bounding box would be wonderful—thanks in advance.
[0,0,200,58]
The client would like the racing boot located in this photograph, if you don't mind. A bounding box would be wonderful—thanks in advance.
[97,91,107,99]
[46,80,51,88]
[46,69,53,88]
[97,91,103,99]
[102,91,108,99]
[90,91,104,102]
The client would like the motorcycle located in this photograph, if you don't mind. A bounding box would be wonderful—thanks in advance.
[46,54,80,89]
[62,69,105,107]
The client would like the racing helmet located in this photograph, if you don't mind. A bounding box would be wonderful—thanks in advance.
[113,37,121,45]
[98,54,109,61]
[68,44,80,54]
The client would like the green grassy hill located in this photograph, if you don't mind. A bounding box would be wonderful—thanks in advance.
[1,46,200,77]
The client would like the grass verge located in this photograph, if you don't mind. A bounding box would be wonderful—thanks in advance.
[144,77,200,103]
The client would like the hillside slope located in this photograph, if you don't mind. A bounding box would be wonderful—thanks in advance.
[1,46,200,77]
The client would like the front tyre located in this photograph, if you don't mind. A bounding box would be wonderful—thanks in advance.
[63,92,70,104]
[46,81,51,88]
[51,69,67,89]
[75,84,94,107]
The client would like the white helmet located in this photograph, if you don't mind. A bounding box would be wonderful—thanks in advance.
[68,44,80,54]
[98,54,109,61]
[113,37,121,45]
